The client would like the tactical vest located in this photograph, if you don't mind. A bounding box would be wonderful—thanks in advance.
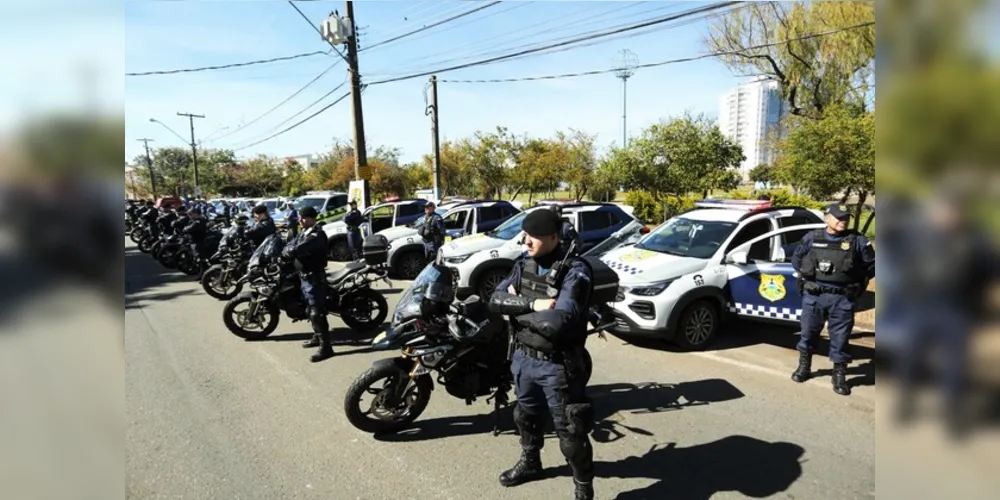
[802,229,857,284]
[520,258,560,300]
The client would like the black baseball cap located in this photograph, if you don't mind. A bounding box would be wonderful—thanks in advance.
[300,206,318,218]
[522,208,561,237]
[825,204,851,220]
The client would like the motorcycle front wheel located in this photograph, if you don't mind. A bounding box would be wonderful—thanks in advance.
[130,230,144,244]
[339,288,389,335]
[344,362,433,434]
[222,291,280,340]
[138,236,154,253]
[176,251,201,276]
[201,264,243,300]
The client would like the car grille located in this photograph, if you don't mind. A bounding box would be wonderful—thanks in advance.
[615,287,625,302]
[628,301,656,320]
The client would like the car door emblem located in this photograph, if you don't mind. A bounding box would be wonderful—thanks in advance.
[758,274,786,302]
[490,250,499,259]
[693,275,704,286]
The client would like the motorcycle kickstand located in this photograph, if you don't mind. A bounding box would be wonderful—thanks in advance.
[487,390,510,437]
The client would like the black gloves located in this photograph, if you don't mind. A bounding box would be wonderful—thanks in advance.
[488,292,534,316]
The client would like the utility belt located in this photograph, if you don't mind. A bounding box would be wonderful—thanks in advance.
[802,281,859,296]
[516,343,566,363]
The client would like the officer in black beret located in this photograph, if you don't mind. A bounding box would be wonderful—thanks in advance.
[282,206,333,362]
[246,204,277,249]
[488,208,596,500]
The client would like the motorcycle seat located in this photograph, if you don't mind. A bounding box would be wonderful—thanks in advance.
[327,261,366,284]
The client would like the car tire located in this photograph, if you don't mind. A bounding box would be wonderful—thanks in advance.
[394,250,426,280]
[674,300,719,350]
[477,268,509,300]
[328,238,352,261]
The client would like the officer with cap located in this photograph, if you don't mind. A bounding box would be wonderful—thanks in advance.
[418,202,445,259]
[488,208,596,500]
[171,205,191,235]
[183,207,208,256]
[285,202,300,238]
[246,204,277,249]
[282,206,334,362]
[344,200,364,260]
[791,203,876,396]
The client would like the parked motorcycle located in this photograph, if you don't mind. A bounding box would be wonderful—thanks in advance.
[175,229,223,277]
[342,261,597,435]
[200,225,254,300]
[222,234,391,340]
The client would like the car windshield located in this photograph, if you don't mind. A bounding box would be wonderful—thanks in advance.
[263,200,279,211]
[635,217,737,259]
[295,198,325,210]
[490,210,528,240]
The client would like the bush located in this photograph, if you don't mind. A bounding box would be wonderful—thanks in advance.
[623,191,698,224]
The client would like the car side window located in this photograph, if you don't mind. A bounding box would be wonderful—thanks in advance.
[397,204,423,217]
[444,210,468,230]
[478,205,504,223]
[609,210,625,226]
[580,210,614,232]
[726,219,773,261]
[777,216,815,262]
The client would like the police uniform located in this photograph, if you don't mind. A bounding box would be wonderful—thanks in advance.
[344,203,364,260]
[282,206,333,362]
[418,206,445,259]
[286,206,300,238]
[488,209,596,500]
[561,220,581,255]
[246,211,277,249]
[791,204,876,396]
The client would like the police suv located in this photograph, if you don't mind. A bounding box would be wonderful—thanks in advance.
[441,202,636,299]
[323,198,429,261]
[290,191,349,224]
[377,200,520,279]
[601,199,826,349]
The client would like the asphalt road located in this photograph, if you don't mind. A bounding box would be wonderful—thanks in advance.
[125,242,875,500]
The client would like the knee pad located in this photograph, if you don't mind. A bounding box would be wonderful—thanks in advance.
[563,402,595,436]
[513,403,543,434]
[309,308,328,334]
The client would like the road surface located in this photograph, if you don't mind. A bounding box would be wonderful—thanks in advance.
[125,243,875,500]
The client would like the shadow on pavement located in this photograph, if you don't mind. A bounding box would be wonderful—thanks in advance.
[548,435,805,500]
[248,328,375,347]
[125,245,200,309]
[374,379,744,444]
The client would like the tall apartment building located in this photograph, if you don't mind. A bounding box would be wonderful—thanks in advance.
[718,77,785,181]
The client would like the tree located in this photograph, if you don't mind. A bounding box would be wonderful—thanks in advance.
[603,114,744,205]
[586,162,620,202]
[707,1,875,118]
[140,147,192,197]
[775,104,874,228]
[748,164,779,184]
[281,159,310,197]
[558,129,598,201]
[423,140,474,197]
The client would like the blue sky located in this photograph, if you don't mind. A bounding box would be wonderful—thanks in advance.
[125,0,753,165]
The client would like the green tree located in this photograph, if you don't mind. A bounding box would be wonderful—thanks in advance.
[423,140,475,197]
[281,159,310,196]
[776,105,874,228]
[467,127,512,199]
[707,1,876,118]
[138,147,192,197]
[603,114,744,205]
[558,129,598,201]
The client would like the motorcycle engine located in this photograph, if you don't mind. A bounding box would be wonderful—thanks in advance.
[442,365,489,401]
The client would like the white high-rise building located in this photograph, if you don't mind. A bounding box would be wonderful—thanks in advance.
[718,77,785,181]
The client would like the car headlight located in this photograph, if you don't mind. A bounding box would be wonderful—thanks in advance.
[627,280,674,297]
[443,254,472,265]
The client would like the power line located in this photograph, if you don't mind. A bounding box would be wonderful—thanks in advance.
[439,22,876,83]
[210,58,343,143]
[230,81,348,150]
[126,51,328,76]
[362,0,470,46]
[369,1,742,86]
[378,0,534,49]
[234,91,353,152]
[287,0,349,63]
[361,1,502,52]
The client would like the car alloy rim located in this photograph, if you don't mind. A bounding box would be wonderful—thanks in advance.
[685,307,714,345]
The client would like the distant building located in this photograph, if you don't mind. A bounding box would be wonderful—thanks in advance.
[285,153,317,170]
[718,77,785,181]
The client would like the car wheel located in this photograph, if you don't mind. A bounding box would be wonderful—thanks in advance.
[328,238,352,261]
[477,268,509,300]
[674,300,719,350]
[395,250,426,280]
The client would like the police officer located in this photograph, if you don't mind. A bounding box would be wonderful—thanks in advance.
[488,209,596,500]
[171,206,191,235]
[550,205,581,256]
[246,205,277,249]
[282,207,333,362]
[219,200,232,226]
[285,202,300,238]
[157,204,178,235]
[344,200,364,260]
[791,204,876,396]
[418,202,445,259]
[183,207,208,256]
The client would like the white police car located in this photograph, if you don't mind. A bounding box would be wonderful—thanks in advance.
[442,202,636,299]
[602,200,826,349]
[323,199,430,261]
[377,200,520,279]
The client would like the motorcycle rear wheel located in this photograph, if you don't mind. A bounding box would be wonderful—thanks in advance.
[344,363,433,434]
[340,288,389,335]
[222,291,280,340]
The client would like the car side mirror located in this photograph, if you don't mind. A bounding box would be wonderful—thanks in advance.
[727,250,748,265]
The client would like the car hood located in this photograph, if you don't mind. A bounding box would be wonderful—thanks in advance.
[600,246,708,285]
[440,233,507,257]
[379,225,418,242]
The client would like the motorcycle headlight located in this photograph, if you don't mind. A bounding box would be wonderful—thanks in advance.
[627,280,675,297]
[443,254,472,265]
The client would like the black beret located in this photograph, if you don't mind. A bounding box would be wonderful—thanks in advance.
[251,205,269,215]
[299,206,318,218]
[189,208,202,216]
[522,208,562,237]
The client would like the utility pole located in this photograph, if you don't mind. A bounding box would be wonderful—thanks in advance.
[426,76,442,202]
[137,138,157,198]
[613,49,638,148]
[344,1,368,179]
[177,112,205,197]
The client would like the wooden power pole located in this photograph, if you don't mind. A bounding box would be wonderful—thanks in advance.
[427,76,442,201]
[137,138,157,198]
[345,1,367,179]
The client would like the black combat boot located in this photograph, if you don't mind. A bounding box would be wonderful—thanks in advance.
[791,353,812,383]
[310,333,334,362]
[301,334,320,348]
[832,362,851,396]
[499,448,542,487]
[574,480,594,500]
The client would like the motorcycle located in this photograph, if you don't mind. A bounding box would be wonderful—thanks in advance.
[175,229,223,277]
[200,225,254,300]
[342,261,597,435]
[222,234,391,340]
[155,233,184,269]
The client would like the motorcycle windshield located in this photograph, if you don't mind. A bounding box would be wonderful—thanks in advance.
[248,234,282,268]
[218,226,238,247]
[391,263,445,327]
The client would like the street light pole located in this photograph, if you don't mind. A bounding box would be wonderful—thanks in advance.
[613,49,639,148]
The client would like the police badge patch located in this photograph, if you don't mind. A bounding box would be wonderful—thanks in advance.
[758,274,786,302]
[841,240,851,250]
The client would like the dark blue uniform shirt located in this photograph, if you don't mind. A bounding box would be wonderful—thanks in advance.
[792,229,876,288]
